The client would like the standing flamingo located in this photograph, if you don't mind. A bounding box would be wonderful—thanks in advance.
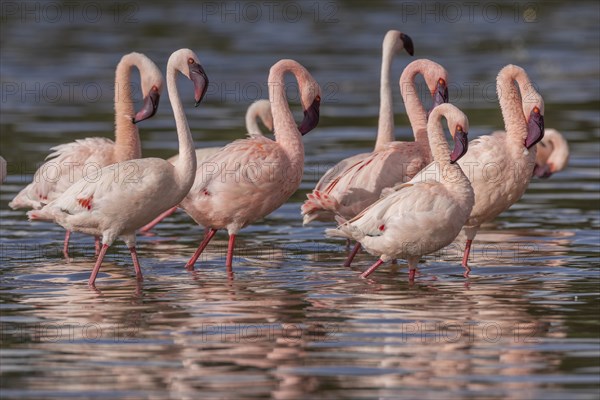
[181,59,321,273]
[533,129,569,178]
[303,58,449,267]
[326,103,473,280]
[28,48,209,286]
[9,52,164,256]
[139,99,275,232]
[458,65,545,276]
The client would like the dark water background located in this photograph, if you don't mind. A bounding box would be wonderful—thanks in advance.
[1,1,599,398]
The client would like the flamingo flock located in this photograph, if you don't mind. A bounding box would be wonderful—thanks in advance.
[6,30,570,287]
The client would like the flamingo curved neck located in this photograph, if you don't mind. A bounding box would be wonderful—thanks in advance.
[268,61,306,167]
[166,63,196,189]
[400,61,429,145]
[497,67,529,145]
[114,55,143,162]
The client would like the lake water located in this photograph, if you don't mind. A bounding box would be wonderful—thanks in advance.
[1,1,599,399]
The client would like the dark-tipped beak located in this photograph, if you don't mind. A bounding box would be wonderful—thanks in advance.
[525,107,544,149]
[533,164,553,178]
[427,79,449,119]
[298,96,321,135]
[450,129,468,164]
[189,63,209,107]
[400,32,415,56]
[132,88,160,124]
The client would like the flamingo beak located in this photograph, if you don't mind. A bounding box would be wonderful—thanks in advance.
[428,78,449,118]
[400,32,415,56]
[450,127,468,164]
[298,95,321,135]
[189,62,209,107]
[525,106,544,148]
[533,163,553,178]
[132,87,160,124]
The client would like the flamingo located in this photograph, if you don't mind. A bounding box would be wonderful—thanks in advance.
[0,156,6,183]
[458,64,545,276]
[181,59,321,273]
[533,129,569,178]
[9,52,164,256]
[326,103,473,280]
[302,58,449,267]
[138,99,275,232]
[27,48,209,286]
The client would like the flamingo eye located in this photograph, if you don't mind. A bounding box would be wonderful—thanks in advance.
[315,95,321,102]
[438,78,446,85]
[533,106,540,114]
[188,58,195,65]
[151,85,158,92]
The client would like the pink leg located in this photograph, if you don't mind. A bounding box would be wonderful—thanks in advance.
[186,228,217,269]
[89,244,109,286]
[129,246,143,281]
[461,239,472,278]
[63,231,71,259]
[360,259,384,278]
[226,234,236,274]
[94,237,101,257]
[408,268,417,281]
[139,206,178,232]
[343,242,362,268]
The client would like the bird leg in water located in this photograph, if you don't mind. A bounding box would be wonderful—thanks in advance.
[129,246,143,281]
[461,239,472,278]
[360,258,384,278]
[344,242,362,268]
[186,228,217,269]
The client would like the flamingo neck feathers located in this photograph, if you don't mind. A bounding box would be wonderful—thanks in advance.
[268,60,306,169]
[114,53,142,162]
[400,59,430,145]
[374,36,396,152]
[166,58,196,191]
[497,65,530,149]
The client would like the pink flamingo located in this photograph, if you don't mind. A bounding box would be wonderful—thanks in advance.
[181,59,321,273]
[139,99,275,232]
[458,65,545,276]
[10,52,164,256]
[533,129,569,178]
[28,48,208,286]
[302,58,449,266]
[326,103,473,281]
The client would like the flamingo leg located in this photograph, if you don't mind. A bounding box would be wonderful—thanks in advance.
[461,239,472,278]
[89,244,109,286]
[226,234,236,274]
[360,258,384,278]
[63,231,71,259]
[129,246,143,281]
[94,237,101,257]
[343,242,362,268]
[140,206,178,232]
[409,268,417,281]
[186,228,217,269]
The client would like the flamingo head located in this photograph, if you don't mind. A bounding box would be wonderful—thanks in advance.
[298,85,321,136]
[383,30,415,57]
[133,56,164,124]
[168,49,209,107]
[423,62,449,118]
[450,124,469,164]
[533,129,569,178]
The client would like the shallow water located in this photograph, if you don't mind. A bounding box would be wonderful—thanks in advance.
[1,1,599,399]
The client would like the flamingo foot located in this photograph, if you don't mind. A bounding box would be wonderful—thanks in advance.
[344,242,362,268]
[186,228,217,269]
[360,259,384,278]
